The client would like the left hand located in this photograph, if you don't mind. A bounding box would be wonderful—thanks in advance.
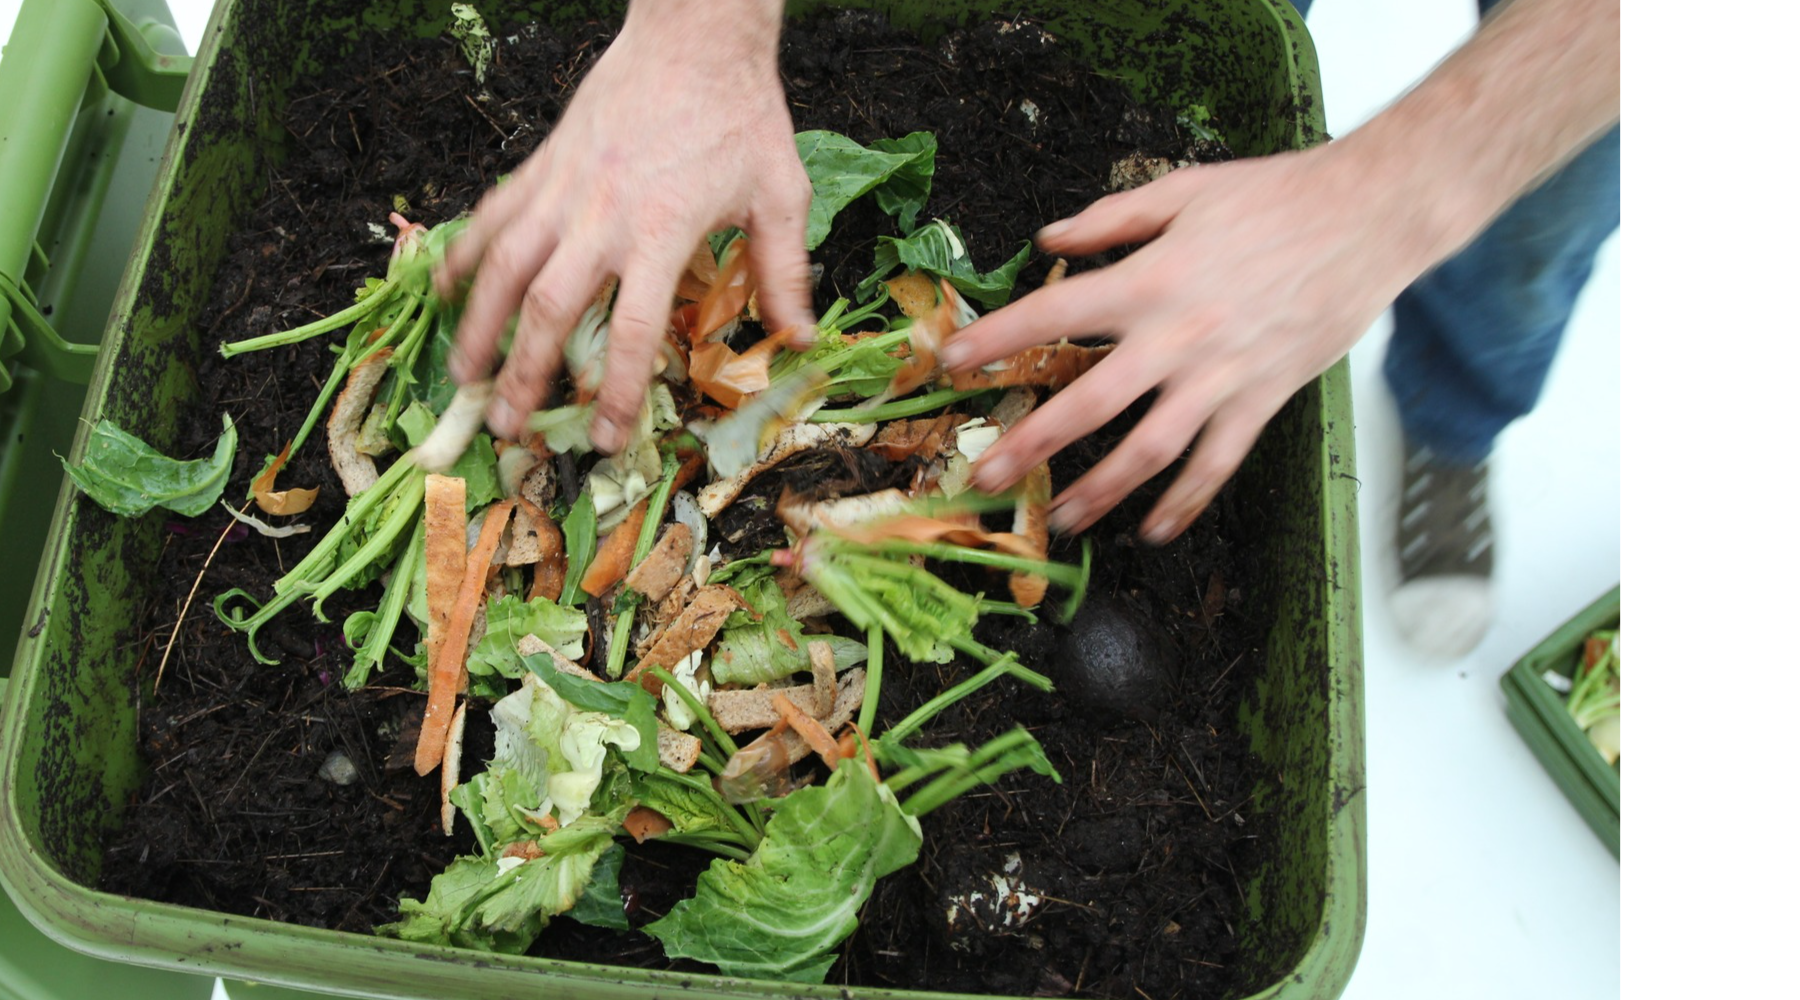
[941,141,1442,543]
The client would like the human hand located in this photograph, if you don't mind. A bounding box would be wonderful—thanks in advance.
[941,140,1451,544]
[437,0,813,453]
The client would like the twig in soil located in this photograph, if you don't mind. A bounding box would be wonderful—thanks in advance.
[462,92,510,140]
[220,729,280,806]
[1206,652,1245,699]
[155,502,252,695]
[335,855,393,931]
[207,266,258,333]
[364,789,406,811]
[1036,893,1100,913]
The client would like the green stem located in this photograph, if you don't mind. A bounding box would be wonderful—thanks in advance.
[279,299,412,462]
[343,516,424,688]
[656,833,751,862]
[864,538,1083,586]
[308,471,426,620]
[833,287,891,331]
[633,449,683,565]
[857,626,884,737]
[881,640,1051,748]
[811,387,991,423]
[816,297,849,330]
[650,666,737,760]
[602,594,640,680]
[978,599,1039,622]
[218,279,397,357]
[657,770,762,851]
[901,730,1041,817]
[601,451,683,678]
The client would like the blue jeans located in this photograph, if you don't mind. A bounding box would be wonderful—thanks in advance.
[1289,0,1621,464]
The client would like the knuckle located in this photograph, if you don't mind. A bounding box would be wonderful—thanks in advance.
[1138,432,1190,471]
[520,283,580,329]
[1190,448,1240,489]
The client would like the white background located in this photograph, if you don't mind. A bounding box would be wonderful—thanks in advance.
[0,0,1661,997]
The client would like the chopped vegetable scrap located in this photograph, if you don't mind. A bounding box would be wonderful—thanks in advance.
[207,128,1097,981]
[1558,627,1620,765]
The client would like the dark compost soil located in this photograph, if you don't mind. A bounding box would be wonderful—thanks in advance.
[100,11,1269,1000]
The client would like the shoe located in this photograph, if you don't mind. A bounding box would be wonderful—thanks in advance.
[1390,438,1495,658]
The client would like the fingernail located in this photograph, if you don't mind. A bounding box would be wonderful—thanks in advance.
[1142,517,1178,546]
[940,341,971,369]
[593,417,622,454]
[1036,220,1071,244]
[448,345,469,382]
[973,454,1017,492]
[1049,499,1087,534]
[488,396,519,437]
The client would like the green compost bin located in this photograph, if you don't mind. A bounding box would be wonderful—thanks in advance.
[0,0,189,661]
[0,1,1365,998]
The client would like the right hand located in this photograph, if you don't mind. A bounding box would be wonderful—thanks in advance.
[436,0,812,453]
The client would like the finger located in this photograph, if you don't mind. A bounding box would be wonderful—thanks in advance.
[448,225,558,385]
[941,265,1133,372]
[435,169,538,300]
[1140,391,1286,545]
[970,342,1161,494]
[745,169,818,346]
[489,236,610,439]
[1034,169,1195,256]
[1043,370,1235,536]
[591,240,689,453]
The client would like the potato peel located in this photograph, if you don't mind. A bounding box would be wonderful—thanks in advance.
[949,342,1112,392]
[328,347,393,497]
[250,443,320,516]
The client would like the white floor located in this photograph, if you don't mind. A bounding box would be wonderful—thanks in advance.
[4,1,1619,998]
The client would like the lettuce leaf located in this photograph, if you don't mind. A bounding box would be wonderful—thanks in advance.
[523,653,660,773]
[632,770,743,839]
[855,219,1032,309]
[466,596,589,680]
[642,763,922,982]
[868,132,938,233]
[710,568,870,687]
[381,812,621,954]
[559,488,598,606]
[63,415,237,518]
[567,843,629,930]
[796,130,923,250]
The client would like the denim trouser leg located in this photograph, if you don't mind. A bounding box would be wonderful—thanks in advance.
[1382,127,1620,464]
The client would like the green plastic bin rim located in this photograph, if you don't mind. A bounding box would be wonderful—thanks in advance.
[1,2,1361,999]
[1505,586,1621,797]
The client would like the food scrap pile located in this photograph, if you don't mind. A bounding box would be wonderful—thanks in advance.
[1551,627,1620,766]
[159,112,1125,979]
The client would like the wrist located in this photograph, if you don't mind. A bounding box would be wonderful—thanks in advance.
[622,0,784,67]
[1325,123,1488,278]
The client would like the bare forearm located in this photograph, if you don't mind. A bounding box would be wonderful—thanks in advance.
[1343,0,1621,265]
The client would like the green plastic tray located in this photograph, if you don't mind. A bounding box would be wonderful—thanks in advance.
[0,2,1364,998]
[1500,585,1621,859]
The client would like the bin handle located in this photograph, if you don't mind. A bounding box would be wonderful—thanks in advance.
[0,0,191,391]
